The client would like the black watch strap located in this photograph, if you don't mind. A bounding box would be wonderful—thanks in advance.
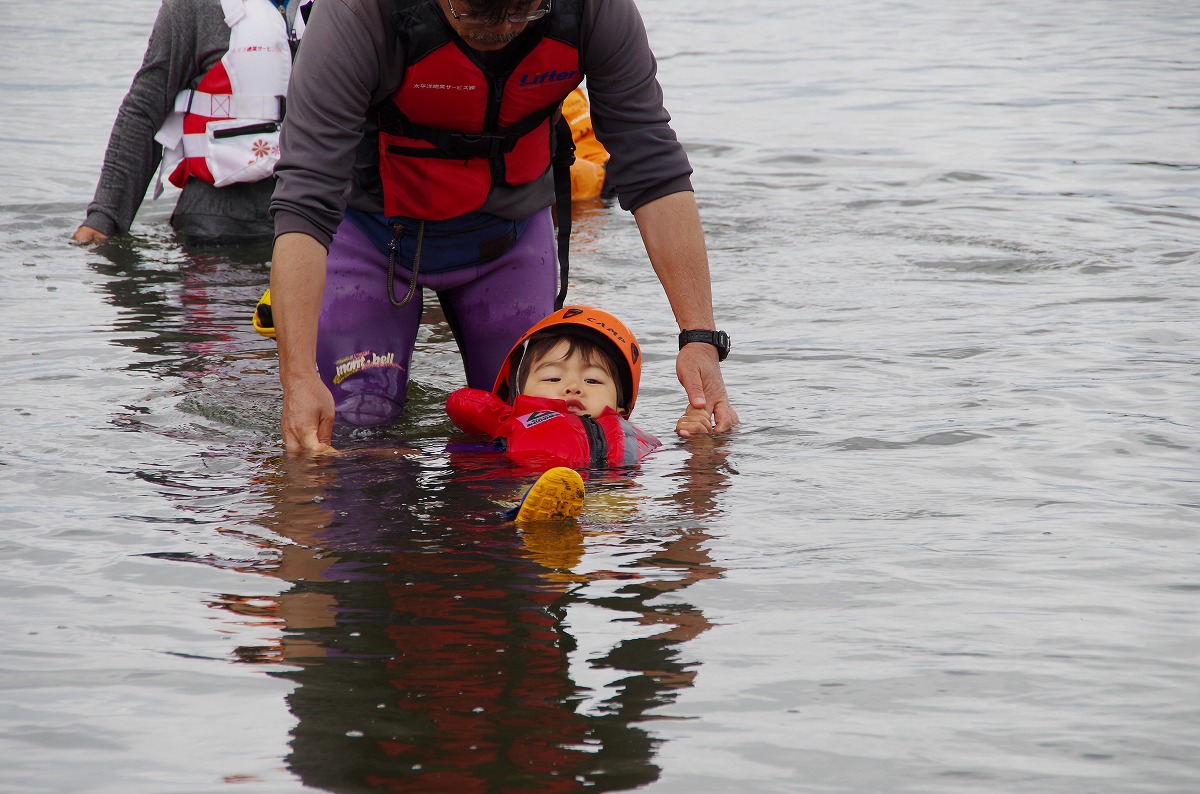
[678,329,731,361]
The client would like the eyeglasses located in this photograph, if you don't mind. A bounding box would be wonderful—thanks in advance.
[446,0,551,25]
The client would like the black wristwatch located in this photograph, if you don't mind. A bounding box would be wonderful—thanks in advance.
[678,329,731,361]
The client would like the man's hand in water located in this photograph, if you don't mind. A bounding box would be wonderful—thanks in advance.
[676,342,739,436]
[72,225,109,244]
[281,372,337,454]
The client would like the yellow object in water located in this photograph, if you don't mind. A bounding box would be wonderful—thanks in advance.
[252,289,275,339]
[515,466,586,524]
[562,87,609,200]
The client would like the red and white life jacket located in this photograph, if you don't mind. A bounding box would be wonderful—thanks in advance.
[376,3,583,220]
[154,0,303,194]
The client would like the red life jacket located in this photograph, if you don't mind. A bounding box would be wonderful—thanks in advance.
[376,5,583,220]
[446,389,662,470]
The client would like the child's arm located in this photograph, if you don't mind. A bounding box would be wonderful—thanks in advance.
[446,388,513,437]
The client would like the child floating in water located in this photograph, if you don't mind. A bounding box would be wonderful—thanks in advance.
[446,306,663,522]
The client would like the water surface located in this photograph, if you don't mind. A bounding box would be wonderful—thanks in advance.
[1,0,1198,791]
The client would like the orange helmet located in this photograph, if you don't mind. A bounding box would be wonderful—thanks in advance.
[492,306,643,414]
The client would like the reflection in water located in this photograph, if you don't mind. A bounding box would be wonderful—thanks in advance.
[89,235,272,353]
[87,236,282,436]
[216,445,731,792]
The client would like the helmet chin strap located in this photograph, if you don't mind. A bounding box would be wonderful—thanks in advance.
[509,339,533,399]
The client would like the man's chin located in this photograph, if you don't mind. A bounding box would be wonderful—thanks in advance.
[464,31,520,48]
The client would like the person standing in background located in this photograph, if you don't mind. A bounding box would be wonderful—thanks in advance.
[72,0,309,244]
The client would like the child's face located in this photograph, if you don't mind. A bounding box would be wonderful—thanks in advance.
[521,339,620,417]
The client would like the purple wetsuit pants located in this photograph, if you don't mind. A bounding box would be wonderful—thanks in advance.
[317,208,557,428]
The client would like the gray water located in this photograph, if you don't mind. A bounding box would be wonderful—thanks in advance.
[1,0,1198,791]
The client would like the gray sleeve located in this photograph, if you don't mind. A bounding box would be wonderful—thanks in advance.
[271,0,390,249]
[581,0,694,212]
[83,0,227,235]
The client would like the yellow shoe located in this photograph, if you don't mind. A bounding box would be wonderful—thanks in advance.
[252,289,276,339]
[513,467,585,524]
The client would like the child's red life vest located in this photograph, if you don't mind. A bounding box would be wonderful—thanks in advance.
[446,389,661,469]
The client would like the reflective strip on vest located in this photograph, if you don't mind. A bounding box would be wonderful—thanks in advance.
[172,90,284,122]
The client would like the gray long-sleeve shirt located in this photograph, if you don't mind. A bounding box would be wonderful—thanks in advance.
[84,0,304,241]
[271,0,694,249]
